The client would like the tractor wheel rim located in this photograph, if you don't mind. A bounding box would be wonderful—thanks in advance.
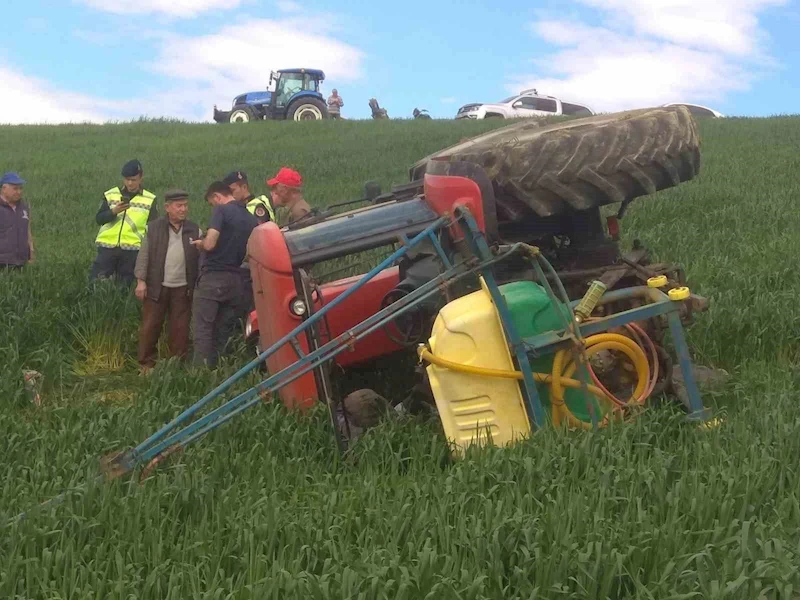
[231,111,249,123]
[294,105,323,120]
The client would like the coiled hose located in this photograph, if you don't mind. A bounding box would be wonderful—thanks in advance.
[417,329,652,430]
[417,243,656,429]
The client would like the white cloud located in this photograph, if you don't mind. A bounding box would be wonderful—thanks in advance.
[0,65,107,124]
[578,0,785,56]
[78,0,242,18]
[276,0,302,13]
[513,0,786,112]
[148,18,365,118]
[0,15,365,124]
[0,64,206,125]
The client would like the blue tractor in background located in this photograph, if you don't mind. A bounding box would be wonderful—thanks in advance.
[213,68,329,123]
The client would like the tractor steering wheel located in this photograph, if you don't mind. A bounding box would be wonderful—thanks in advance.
[380,288,427,347]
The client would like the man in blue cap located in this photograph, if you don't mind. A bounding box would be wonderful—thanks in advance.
[89,159,157,285]
[0,172,35,270]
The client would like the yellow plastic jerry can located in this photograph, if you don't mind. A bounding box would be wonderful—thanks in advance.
[426,278,531,455]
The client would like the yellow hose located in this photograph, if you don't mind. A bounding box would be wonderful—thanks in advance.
[417,331,651,431]
[551,333,650,430]
[568,334,650,403]
[417,346,610,418]
[417,346,601,391]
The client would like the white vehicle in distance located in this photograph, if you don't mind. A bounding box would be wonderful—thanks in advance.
[662,103,725,118]
[455,89,595,120]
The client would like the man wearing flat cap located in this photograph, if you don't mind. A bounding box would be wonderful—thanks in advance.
[267,167,312,227]
[223,170,275,225]
[0,172,35,270]
[133,189,200,372]
[90,159,157,285]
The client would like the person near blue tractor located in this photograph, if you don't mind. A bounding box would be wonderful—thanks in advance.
[327,89,344,119]
[190,181,259,368]
[90,159,157,285]
[0,172,35,270]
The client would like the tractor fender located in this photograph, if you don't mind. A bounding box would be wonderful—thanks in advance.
[424,160,498,241]
[247,223,318,411]
[288,90,324,103]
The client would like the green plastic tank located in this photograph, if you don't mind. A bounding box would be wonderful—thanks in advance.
[498,280,607,424]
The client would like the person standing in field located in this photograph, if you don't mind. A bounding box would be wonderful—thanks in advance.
[327,89,344,119]
[223,169,272,318]
[190,181,258,368]
[90,159,157,285]
[0,172,34,270]
[133,190,201,373]
[223,170,275,225]
[267,167,312,227]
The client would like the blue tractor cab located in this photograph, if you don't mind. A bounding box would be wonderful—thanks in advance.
[213,68,329,123]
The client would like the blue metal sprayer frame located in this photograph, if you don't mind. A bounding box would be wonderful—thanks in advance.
[8,204,709,524]
[105,205,709,478]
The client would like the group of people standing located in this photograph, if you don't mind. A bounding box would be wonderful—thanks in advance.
[0,159,313,373]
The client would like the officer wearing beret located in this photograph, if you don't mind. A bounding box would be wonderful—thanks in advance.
[89,159,157,285]
[223,170,275,225]
[0,172,35,270]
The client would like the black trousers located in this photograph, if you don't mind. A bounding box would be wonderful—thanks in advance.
[241,266,255,316]
[192,270,247,368]
[89,247,138,285]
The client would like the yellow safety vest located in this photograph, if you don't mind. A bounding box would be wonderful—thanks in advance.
[246,195,275,222]
[95,187,156,250]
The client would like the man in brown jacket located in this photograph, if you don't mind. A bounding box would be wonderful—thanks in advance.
[134,189,201,371]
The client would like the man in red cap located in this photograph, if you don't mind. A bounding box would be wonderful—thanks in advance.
[267,167,312,227]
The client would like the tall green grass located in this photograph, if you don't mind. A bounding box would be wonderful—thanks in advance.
[1,117,799,598]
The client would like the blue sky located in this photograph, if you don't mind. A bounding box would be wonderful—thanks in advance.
[1,0,797,123]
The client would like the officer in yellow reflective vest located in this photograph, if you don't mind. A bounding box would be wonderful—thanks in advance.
[223,170,275,225]
[89,159,158,285]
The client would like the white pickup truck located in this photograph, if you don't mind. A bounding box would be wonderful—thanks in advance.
[455,89,595,120]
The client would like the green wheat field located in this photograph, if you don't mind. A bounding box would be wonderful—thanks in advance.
[1,116,799,599]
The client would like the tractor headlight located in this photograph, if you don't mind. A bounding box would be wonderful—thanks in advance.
[290,298,307,316]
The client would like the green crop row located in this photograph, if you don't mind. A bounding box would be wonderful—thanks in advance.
[1,116,799,599]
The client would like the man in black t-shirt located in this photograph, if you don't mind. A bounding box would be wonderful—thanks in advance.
[190,181,258,367]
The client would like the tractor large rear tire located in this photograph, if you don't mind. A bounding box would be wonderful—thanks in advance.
[410,106,700,219]
[288,98,328,121]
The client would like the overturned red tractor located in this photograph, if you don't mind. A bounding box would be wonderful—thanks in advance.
[246,107,709,418]
[92,107,713,484]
